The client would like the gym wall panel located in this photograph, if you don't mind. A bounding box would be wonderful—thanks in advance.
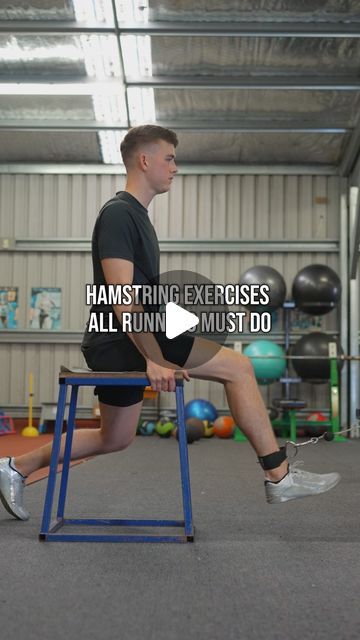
[0,343,93,409]
[0,173,341,240]
[0,252,93,330]
[0,172,341,416]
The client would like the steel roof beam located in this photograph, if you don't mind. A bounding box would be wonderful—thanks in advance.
[127,75,360,90]
[0,20,115,34]
[115,21,360,38]
[2,76,358,92]
[0,20,359,37]
[0,119,349,134]
[0,163,338,175]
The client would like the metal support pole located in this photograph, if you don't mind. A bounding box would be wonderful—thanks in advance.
[340,182,349,427]
[349,187,360,436]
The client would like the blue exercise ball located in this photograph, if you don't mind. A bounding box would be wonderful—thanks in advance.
[243,340,287,385]
[138,420,156,436]
[185,399,218,422]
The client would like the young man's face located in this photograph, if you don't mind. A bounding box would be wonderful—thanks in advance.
[142,139,177,194]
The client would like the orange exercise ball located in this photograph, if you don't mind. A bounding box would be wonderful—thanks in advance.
[213,416,235,438]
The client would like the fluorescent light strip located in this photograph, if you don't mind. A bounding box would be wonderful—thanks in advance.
[120,34,152,77]
[73,0,127,162]
[127,87,155,124]
[92,94,127,123]
[120,31,155,127]
[73,0,113,23]
[99,131,124,163]
[79,34,122,78]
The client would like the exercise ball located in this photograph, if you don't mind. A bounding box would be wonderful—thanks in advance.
[243,340,287,384]
[213,416,235,438]
[239,265,286,311]
[185,417,205,437]
[184,399,218,422]
[203,420,215,438]
[138,419,156,436]
[155,417,175,437]
[292,264,341,315]
[175,419,203,444]
[292,332,344,381]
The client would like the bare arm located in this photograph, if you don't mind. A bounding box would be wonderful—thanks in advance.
[101,258,190,391]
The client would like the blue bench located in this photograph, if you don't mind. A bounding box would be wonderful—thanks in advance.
[39,366,194,543]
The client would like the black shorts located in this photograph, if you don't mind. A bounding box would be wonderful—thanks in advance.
[81,333,195,407]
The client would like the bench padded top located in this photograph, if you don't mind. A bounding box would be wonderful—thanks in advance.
[59,366,184,381]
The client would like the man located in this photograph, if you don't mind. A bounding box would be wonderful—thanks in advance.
[0,125,340,521]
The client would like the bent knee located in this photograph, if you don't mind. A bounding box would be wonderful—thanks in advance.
[226,349,255,381]
[99,431,136,454]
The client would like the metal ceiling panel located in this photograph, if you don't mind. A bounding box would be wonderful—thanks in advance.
[154,89,360,128]
[150,36,360,76]
[0,35,86,77]
[0,131,101,161]
[0,95,95,119]
[0,34,121,79]
[148,0,360,22]
[0,1,358,168]
[0,1,74,21]
[174,131,348,164]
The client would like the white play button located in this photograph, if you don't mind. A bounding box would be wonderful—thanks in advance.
[165,302,199,339]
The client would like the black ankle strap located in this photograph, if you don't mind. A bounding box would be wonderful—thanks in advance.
[258,446,287,471]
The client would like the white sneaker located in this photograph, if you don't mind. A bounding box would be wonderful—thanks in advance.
[0,457,29,520]
[265,461,340,504]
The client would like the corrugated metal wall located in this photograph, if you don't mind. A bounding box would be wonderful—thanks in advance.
[0,173,341,416]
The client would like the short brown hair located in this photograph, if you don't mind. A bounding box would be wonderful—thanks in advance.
[120,124,178,167]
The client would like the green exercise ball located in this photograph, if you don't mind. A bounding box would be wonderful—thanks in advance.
[243,340,286,385]
[155,417,175,437]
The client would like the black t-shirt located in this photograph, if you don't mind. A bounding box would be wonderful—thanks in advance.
[82,190,160,346]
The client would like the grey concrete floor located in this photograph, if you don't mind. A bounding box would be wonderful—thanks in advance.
[0,437,359,640]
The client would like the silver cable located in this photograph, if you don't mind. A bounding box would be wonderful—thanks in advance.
[286,426,356,458]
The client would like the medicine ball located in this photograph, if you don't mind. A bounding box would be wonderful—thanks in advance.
[203,421,215,438]
[239,265,286,312]
[292,332,344,382]
[213,416,235,438]
[155,417,175,437]
[138,420,156,436]
[175,419,203,444]
[292,264,341,315]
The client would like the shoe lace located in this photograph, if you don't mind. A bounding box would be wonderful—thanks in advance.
[289,460,306,477]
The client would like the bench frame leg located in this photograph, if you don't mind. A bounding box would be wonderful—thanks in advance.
[39,380,194,543]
